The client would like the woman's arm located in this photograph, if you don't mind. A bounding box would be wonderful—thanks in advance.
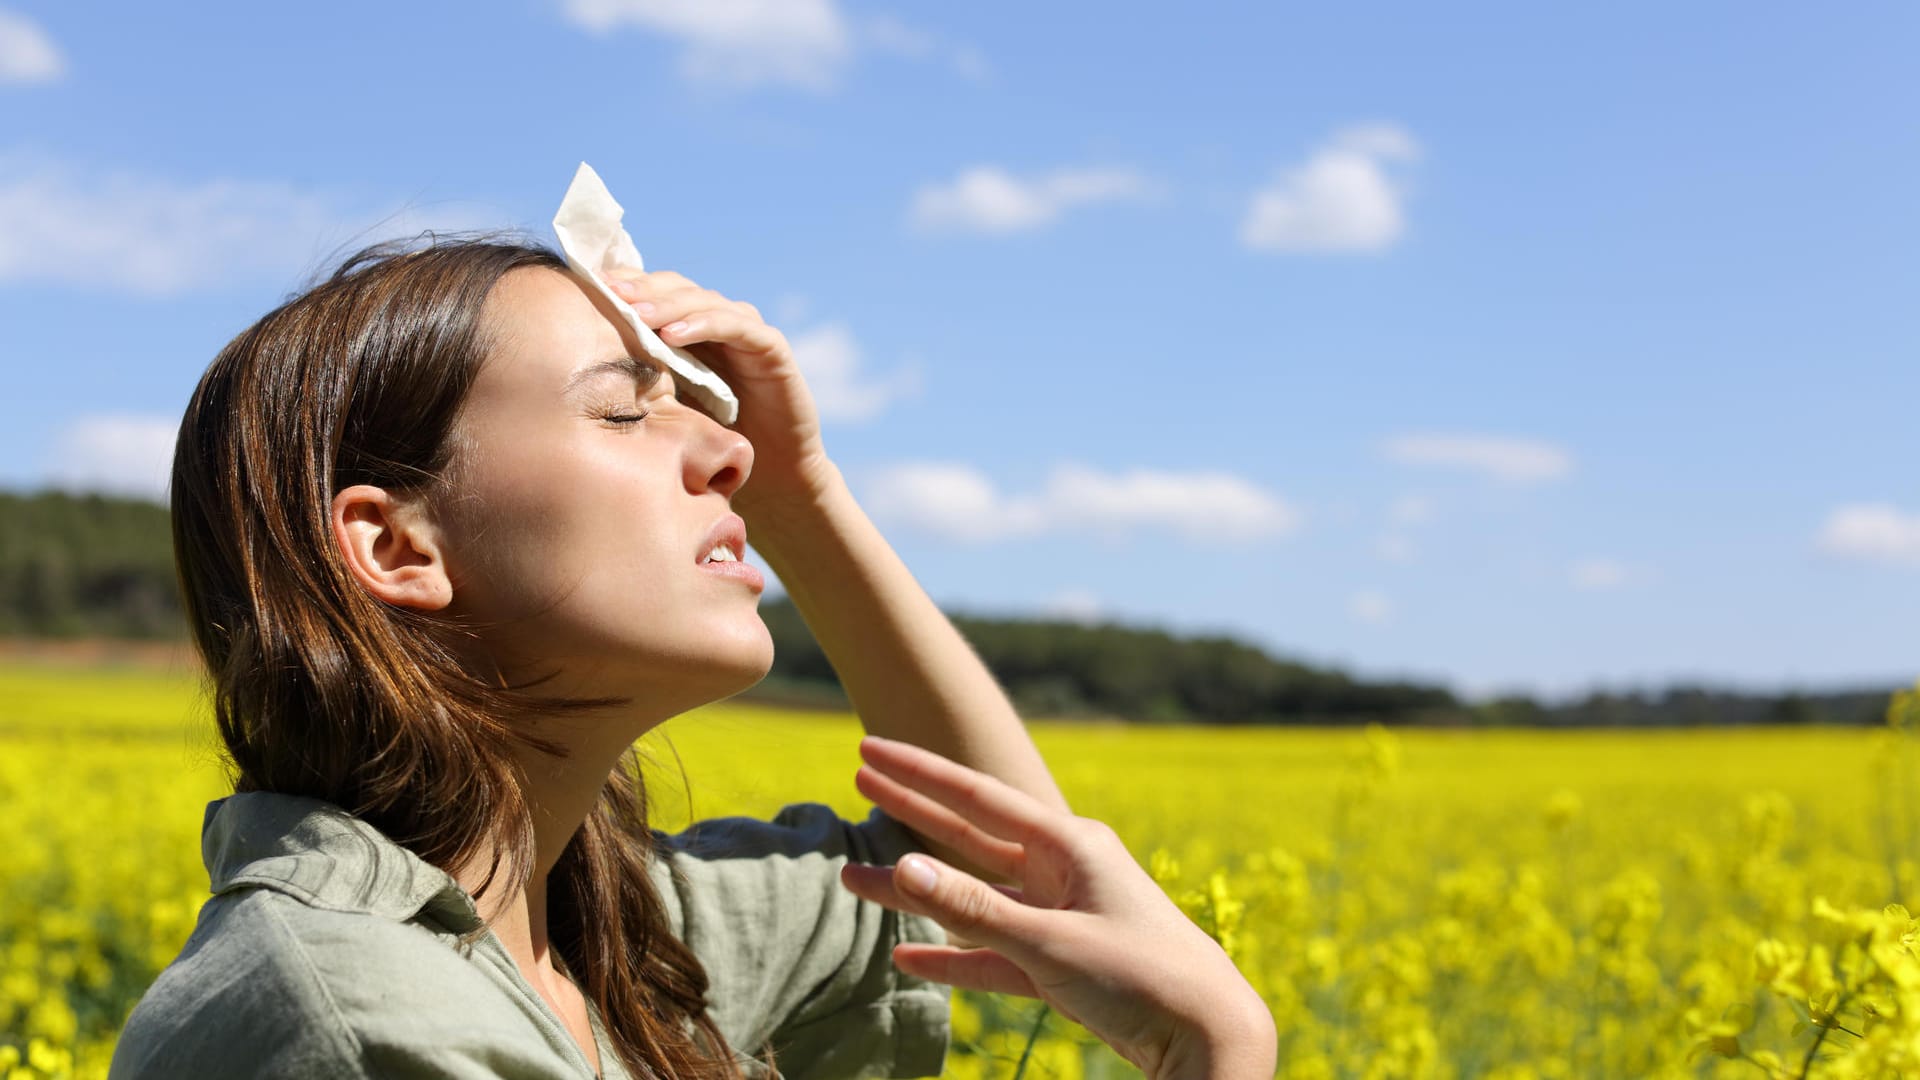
[841,737,1279,1080]
[747,464,1069,825]
[598,270,1068,852]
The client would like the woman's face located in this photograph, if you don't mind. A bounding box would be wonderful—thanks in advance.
[434,266,772,714]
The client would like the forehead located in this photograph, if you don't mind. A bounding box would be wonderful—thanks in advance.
[478,267,639,392]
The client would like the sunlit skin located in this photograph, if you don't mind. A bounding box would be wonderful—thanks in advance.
[440,268,774,714]
[327,264,1273,1079]
[330,267,806,1072]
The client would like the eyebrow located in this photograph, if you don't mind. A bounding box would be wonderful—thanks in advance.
[563,356,662,396]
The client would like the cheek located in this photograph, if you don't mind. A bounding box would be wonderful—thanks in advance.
[443,443,683,624]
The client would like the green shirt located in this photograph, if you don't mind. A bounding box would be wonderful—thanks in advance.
[109,793,951,1079]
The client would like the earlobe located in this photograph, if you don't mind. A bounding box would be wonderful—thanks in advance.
[331,485,454,612]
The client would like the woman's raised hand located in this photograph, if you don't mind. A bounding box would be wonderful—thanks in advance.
[602,270,835,512]
[839,737,1279,1080]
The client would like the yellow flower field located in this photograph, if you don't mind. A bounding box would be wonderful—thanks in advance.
[2,662,1918,1079]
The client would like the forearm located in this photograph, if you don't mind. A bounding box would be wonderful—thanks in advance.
[746,464,1068,822]
[1161,994,1280,1080]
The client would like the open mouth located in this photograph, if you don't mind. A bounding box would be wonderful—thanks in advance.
[693,513,763,592]
[696,513,748,566]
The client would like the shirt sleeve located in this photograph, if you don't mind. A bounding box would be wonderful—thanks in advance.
[110,895,374,1080]
[649,804,952,1080]
[110,892,588,1080]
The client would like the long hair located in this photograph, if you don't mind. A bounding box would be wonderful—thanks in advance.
[169,236,743,1080]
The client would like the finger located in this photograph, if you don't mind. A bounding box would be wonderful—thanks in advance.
[603,272,667,301]
[611,282,726,326]
[890,944,1042,998]
[604,274,714,313]
[858,737,1052,850]
[644,269,697,290]
[607,267,696,287]
[856,765,1027,880]
[840,862,1027,909]
[838,853,1046,955]
[656,307,788,358]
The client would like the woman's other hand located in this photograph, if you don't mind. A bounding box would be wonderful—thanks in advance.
[602,270,834,513]
[839,737,1279,1080]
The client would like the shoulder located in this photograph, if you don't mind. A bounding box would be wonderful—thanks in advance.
[651,804,950,1080]
[112,889,370,1079]
[657,802,927,876]
[647,802,935,962]
[112,890,560,1080]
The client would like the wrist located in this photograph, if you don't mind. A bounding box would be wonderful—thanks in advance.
[1155,990,1277,1080]
[736,459,853,558]
[1200,993,1278,1080]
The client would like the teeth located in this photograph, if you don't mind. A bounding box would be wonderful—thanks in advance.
[705,544,737,564]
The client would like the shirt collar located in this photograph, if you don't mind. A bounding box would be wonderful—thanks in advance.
[201,791,483,932]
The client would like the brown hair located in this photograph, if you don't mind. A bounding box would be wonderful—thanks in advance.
[170,237,743,1080]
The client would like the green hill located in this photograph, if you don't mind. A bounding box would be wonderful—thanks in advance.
[0,491,180,638]
[0,490,1896,726]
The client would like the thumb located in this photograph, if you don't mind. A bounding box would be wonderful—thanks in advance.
[891,854,1044,954]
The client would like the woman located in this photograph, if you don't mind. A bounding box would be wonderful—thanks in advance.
[111,238,1277,1079]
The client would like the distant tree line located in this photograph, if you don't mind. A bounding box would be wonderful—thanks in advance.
[1472,687,1890,728]
[0,491,182,637]
[0,490,1901,726]
[759,599,1456,724]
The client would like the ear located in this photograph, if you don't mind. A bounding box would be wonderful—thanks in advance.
[331,484,453,612]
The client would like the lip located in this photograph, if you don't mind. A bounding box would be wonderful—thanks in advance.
[697,513,747,564]
[696,512,764,592]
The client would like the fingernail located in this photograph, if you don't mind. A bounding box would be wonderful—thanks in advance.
[609,278,635,297]
[662,319,687,336]
[897,855,938,896]
[635,301,657,316]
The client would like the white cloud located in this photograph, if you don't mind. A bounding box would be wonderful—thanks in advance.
[1040,589,1104,625]
[1569,558,1631,591]
[46,414,177,500]
[788,321,919,422]
[909,165,1155,235]
[557,3,983,90]
[863,462,1298,544]
[0,9,62,84]
[1818,504,1920,567]
[1349,589,1393,625]
[859,14,990,82]
[1049,464,1298,540]
[1381,433,1573,484]
[560,0,853,92]
[865,462,1031,542]
[1239,124,1419,254]
[0,155,491,294]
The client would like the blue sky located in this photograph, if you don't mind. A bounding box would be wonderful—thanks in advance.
[0,2,1914,699]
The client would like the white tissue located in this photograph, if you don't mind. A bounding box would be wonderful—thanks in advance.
[552,162,740,425]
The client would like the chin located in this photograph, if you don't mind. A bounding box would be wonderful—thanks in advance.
[708,622,778,699]
[659,611,777,708]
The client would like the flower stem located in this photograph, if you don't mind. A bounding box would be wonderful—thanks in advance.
[1012,1003,1051,1080]
[1797,992,1853,1080]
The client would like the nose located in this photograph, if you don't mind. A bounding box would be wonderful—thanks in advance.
[686,408,753,499]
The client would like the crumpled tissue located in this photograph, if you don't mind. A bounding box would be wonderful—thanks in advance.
[552,162,739,425]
